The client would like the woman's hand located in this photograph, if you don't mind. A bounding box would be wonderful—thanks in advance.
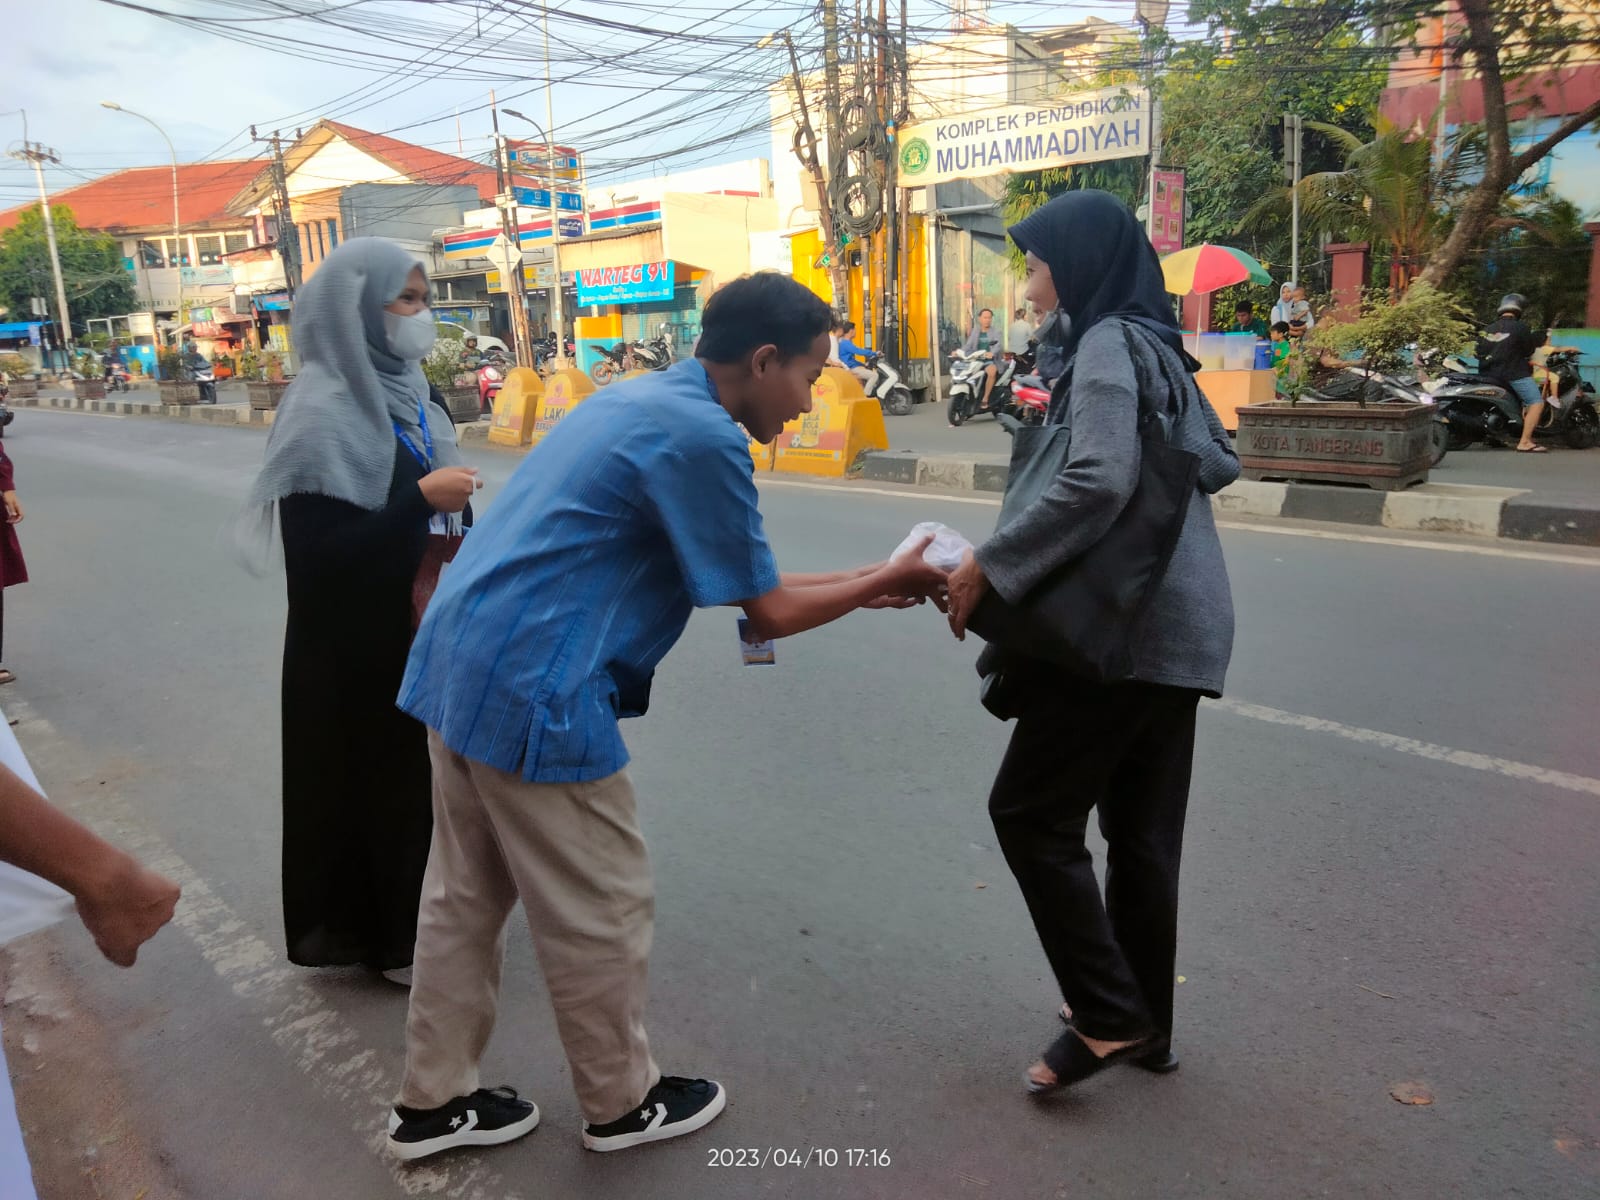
[419,467,481,514]
[946,550,990,641]
[2,491,21,525]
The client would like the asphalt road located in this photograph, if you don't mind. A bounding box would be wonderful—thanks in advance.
[3,408,1598,1200]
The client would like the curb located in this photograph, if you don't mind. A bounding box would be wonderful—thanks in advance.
[18,394,276,426]
[861,450,1600,547]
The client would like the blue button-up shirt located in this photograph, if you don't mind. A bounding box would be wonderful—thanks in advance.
[398,359,780,782]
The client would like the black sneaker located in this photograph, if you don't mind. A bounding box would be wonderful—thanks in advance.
[387,1086,540,1162]
[581,1076,727,1152]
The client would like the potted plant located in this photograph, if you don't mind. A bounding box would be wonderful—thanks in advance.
[0,353,36,399]
[157,346,199,405]
[244,347,289,410]
[72,350,106,400]
[424,340,479,422]
[1236,284,1473,491]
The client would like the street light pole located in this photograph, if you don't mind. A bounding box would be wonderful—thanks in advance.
[502,105,568,368]
[5,111,75,367]
[103,102,182,347]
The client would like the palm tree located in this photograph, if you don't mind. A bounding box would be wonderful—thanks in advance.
[1239,117,1484,296]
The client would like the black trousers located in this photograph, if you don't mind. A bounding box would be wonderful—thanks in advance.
[988,677,1200,1042]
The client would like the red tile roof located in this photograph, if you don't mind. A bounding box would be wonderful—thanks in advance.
[320,122,498,203]
[0,159,266,234]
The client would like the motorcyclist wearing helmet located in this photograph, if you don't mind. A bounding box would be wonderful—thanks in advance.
[1476,293,1546,452]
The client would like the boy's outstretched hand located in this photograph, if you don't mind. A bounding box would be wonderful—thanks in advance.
[871,534,951,611]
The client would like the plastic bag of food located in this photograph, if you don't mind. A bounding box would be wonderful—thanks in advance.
[891,521,973,573]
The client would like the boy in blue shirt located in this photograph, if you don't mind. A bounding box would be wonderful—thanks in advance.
[387,272,947,1161]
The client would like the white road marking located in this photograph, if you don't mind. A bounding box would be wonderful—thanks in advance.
[3,697,523,1200]
[1211,698,1600,798]
[757,478,1600,566]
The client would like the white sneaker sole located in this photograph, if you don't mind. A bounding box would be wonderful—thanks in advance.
[388,1105,540,1162]
[582,1084,727,1152]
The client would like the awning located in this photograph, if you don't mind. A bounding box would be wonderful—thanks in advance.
[0,322,41,337]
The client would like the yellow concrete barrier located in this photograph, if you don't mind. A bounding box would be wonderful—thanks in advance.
[530,368,598,445]
[772,367,888,478]
[487,367,545,448]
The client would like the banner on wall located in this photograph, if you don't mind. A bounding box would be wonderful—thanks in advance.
[897,87,1149,188]
[1151,168,1186,255]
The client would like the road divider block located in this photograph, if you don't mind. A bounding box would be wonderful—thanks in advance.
[488,367,544,448]
[529,369,596,446]
[771,368,888,478]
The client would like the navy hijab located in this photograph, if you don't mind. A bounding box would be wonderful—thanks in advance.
[1008,189,1186,365]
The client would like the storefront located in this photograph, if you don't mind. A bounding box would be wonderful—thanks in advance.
[571,260,707,371]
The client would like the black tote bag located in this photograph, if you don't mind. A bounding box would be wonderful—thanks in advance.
[967,324,1201,684]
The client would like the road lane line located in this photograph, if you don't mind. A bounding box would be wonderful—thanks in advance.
[757,479,1600,566]
[1212,698,1600,798]
[3,696,523,1200]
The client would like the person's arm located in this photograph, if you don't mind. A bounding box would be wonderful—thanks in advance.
[782,563,882,587]
[0,762,179,967]
[961,328,979,355]
[744,548,945,641]
[948,324,1141,636]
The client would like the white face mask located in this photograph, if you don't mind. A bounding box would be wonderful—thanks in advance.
[384,307,436,361]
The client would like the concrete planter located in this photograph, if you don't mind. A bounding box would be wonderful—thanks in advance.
[6,379,38,399]
[158,379,201,406]
[247,380,289,410]
[1236,402,1434,491]
[73,378,107,401]
[441,386,481,423]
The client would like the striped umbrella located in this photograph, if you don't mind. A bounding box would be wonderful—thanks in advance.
[1160,243,1273,295]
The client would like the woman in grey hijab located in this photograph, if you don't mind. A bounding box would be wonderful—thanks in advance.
[246,237,481,986]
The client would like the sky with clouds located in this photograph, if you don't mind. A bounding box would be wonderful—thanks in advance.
[3,0,1157,207]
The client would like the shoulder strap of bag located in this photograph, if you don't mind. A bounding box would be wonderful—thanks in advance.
[1118,321,1198,446]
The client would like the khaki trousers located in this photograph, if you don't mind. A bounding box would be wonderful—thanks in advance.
[397,731,660,1124]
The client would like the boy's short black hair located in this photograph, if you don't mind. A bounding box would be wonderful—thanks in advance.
[697,272,833,363]
[1270,321,1291,334]
[1235,302,1253,314]
[840,320,857,335]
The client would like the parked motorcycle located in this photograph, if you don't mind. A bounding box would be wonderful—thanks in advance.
[590,325,673,386]
[532,333,576,377]
[946,350,1017,426]
[1300,365,1450,467]
[477,349,513,415]
[857,352,914,416]
[1420,347,1598,450]
[0,377,12,434]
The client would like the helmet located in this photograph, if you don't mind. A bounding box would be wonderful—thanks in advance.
[1497,293,1526,316]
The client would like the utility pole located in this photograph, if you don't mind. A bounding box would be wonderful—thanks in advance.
[252,127,302,297]
[541,9,568,365]
[1284,112,1303,286]
[8,141,74,365]
[821,0,846,317]
[490,95,535,371]
[769,31,850,307]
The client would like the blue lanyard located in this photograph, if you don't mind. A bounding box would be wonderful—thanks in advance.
[393,396,434,471]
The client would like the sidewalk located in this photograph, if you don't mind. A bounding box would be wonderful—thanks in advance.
[867,399,1600,545]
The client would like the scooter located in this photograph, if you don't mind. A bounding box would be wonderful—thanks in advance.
[1010,374,1050,426]
[186,361,217,404]
[532,333,576,377]
[101,359,133,393]
[946,350,1017,426]
[477,349,513,415]
[627,324,674,373]
[1302,365,1450,467]
[0,378,12,434]
[1420,347,1599,450]
[857,352,914,416]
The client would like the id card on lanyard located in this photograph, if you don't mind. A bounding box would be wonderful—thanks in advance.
[394,396,449,534]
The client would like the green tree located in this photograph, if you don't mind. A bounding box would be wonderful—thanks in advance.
[0,206,136,332]
[1190,0,1600,289]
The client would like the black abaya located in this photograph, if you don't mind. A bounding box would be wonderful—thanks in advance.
[278,401,459,971]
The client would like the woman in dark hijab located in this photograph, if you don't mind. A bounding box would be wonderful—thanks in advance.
[944,191,1241,1095]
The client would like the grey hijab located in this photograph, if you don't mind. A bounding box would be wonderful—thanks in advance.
[238,237,463,565]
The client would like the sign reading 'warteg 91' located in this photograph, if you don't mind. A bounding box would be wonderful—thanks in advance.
[897,87,1150,187]
[576,261,676,306]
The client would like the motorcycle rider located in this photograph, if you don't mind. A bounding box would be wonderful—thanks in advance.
[1475,293,1545,453]
[835,320,874,391]
[181,340,216,404]
[459,337,484,368]
[961,308,1000,410]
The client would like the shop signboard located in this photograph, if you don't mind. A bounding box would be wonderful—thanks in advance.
[897,87,1149,188]
[128,312,156,337]
[256,292,292,312]
[575,261,675,307]
[487,264,559,293]
[512,186,584,212]
[507,142,582,181]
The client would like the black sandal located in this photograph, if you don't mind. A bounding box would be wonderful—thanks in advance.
[1026,1029,1158,1095]
[1057,1006,1179,1074]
